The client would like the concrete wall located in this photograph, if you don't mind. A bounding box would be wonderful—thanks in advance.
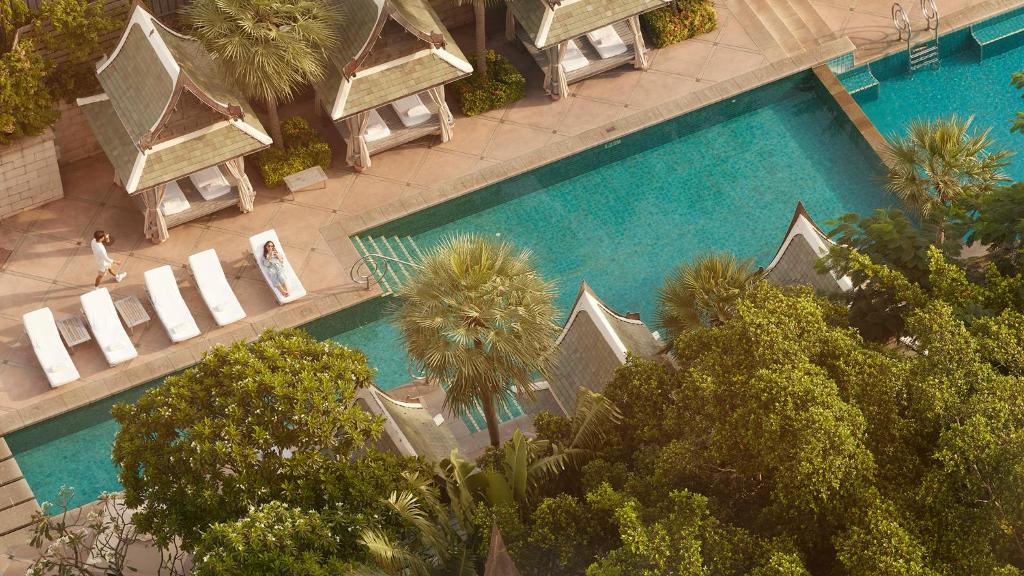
[52,100,103,165]
[0,130,65,220]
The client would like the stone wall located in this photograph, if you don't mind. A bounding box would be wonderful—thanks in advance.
[52,100,103,165]
[0,130,65,220]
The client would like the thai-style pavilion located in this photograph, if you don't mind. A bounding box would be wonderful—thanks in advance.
[505,0,670,98]
[547,282,662,415]
[763,202,852,294]
[78,3,271,243]
[315,0,472,171]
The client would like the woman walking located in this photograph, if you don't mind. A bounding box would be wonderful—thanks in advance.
[91,230,126,287]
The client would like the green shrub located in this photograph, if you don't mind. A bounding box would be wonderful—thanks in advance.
[0,41,58,145]
[37,0,119,100]
[452,50,525,116]
[641,1,717,48]
[256,116,331,187]
[1,0,32,50]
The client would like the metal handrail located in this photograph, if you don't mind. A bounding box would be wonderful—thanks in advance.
[892,3,912,42]
[921,0,939,35]
[350,253,420,290]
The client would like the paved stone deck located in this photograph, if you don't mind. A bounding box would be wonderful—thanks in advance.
[0,0,1021,544]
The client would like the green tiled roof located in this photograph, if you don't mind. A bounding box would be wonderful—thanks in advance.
[509,0,667,48]
[334,0,384,68]
[98,24,175,145]
[154,24,243,109]
[343,52,466,116]
[79,99,138,186]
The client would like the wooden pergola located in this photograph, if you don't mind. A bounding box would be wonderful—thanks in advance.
[78,3,271,243]
[505,0,671,98]
[315,0,473,171]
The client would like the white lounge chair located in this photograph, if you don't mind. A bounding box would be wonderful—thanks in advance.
[23,308,79,387]
[81,288,138,367]
[365,109,391,143]
[160,180,190,216]
[188,249,246,327]
[144,265,201,343]
[563,40,590,72]
[391,94,432,128]
[586,25,628,59]
[189,165,232,201]
[249,229,307,305]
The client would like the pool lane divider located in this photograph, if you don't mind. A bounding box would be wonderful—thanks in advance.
[811,64,893,170]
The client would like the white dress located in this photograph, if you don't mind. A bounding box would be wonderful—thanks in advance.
[91,238,114,273]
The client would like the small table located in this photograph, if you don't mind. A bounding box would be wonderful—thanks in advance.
[55,316,91,354]
[113,295,150,336]
[284,166,328,195]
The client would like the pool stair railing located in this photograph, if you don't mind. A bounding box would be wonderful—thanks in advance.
[970,6,1024,58]
[351,235,425,294]
[894,0,940,72]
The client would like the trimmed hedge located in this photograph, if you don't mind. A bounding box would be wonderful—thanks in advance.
[256,117,332,188]
[452,50,525,116]
[641,1,717,48]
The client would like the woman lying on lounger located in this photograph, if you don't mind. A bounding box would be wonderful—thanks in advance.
[262,241,290,297]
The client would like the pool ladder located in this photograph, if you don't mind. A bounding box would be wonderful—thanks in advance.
[351,235,424,294]
[894,0,940,72]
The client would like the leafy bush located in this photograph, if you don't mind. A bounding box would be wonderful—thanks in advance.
[37,0,119,100]
[256,116,332,187]
[641,1,717,48]
[0,41,58,145]
[1,0,32,49]
[452,50,525,116]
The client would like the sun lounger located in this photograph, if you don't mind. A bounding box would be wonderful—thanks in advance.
[188,249,246,327]
[144,265,201,343]
[391,94,432,128]
[248,229,307,305]
[189,165,232,201]
[563,40,590,72]
[586,25,628,59]
[23,308,79,387]
[365,109,391,143]
[160,180,190,216]
[81,288,138,367]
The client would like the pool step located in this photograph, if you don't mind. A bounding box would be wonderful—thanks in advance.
[838,65,879,95]
[0,440,39,554]
[970,6,1024,58]
[726,0,836,61]
[352,235,425,295]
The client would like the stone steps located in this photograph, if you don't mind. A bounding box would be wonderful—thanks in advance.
[0,440,39,562]
[726,0,837,61]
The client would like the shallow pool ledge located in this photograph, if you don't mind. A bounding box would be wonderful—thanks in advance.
[812,64,893,168]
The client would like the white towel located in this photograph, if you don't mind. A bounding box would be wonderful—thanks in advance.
[391,95,432,128]
[562,40,590,72]
[586,25,628,60]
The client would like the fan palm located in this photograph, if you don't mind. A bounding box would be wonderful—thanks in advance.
[186,0,340,145]
[393,234,560,447]
[453,0,505,74]
[656,252,759,343]
[883,115,1011,243]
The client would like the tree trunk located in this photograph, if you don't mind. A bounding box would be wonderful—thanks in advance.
[936,186,946,245]
[480,390,502,447]
[475,1,488,75]
[266,97,284,148]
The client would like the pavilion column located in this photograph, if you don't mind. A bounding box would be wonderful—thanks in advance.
[505,7,516,41]
[224,157,255,213]
[141,184,169,244]
[627,15,649,70]
[427,86,454,142]
[345,112,372,171]
[544,42,569,99]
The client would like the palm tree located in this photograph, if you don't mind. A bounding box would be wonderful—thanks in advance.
[186,0,340,146]
[393,234,560,447]
[883,115,1012,243]
[454,0,504,74]
[656,252,759,343]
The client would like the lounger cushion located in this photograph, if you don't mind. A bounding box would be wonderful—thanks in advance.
[23,308,79,387]
[187,249,247,326]
[587,25,628,59]
[248,229,307,305]
[189,166,232,200]
[391,95,432,128]
[160,180,191,216]
[81,288,138,367]
[144,265,201,343]
[365,109,391,143]
[563,40,590,72]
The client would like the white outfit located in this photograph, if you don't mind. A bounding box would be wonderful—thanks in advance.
[91,238,114,274]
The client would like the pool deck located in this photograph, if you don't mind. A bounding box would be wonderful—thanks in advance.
[1,0,1023,554]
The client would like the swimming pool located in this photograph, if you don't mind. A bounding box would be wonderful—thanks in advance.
[853,19,1024,180]
[7,70,890,506]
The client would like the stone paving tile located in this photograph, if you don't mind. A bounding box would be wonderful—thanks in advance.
[435,115,501,156]
[0,275,54,319]
[701,45,768,83]
[360,142,430,182]
[4,235,76,280]
[717,10,762,50]
[89,205,146,254]
[207,199,281,238]
[650,40,715,77]
[409,149,486,187]
[341,175,412,216]
[502,91,574,131]
[24,197,101,242]
[556,97,628,136]
[482,122,555,162]
[627,71,702,109]
[194,228,252,277]
[267,202,336,251]
[130,222,206,264]
[573,67,645,105]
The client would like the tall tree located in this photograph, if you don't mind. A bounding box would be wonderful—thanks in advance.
[656,252,759,343]
[186,0,339,145]
[882,115,1011,243]
[393,234,560,447]
[453,0,503,74]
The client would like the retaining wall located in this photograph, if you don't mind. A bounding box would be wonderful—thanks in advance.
[0,130,65,220]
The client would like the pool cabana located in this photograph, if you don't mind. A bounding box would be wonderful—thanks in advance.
[316,0,472,171]
[505,0,670,98]
[78,4,271,243]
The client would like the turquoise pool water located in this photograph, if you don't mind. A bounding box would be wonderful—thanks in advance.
[8,70,890,506]
[855,25,1024,180]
